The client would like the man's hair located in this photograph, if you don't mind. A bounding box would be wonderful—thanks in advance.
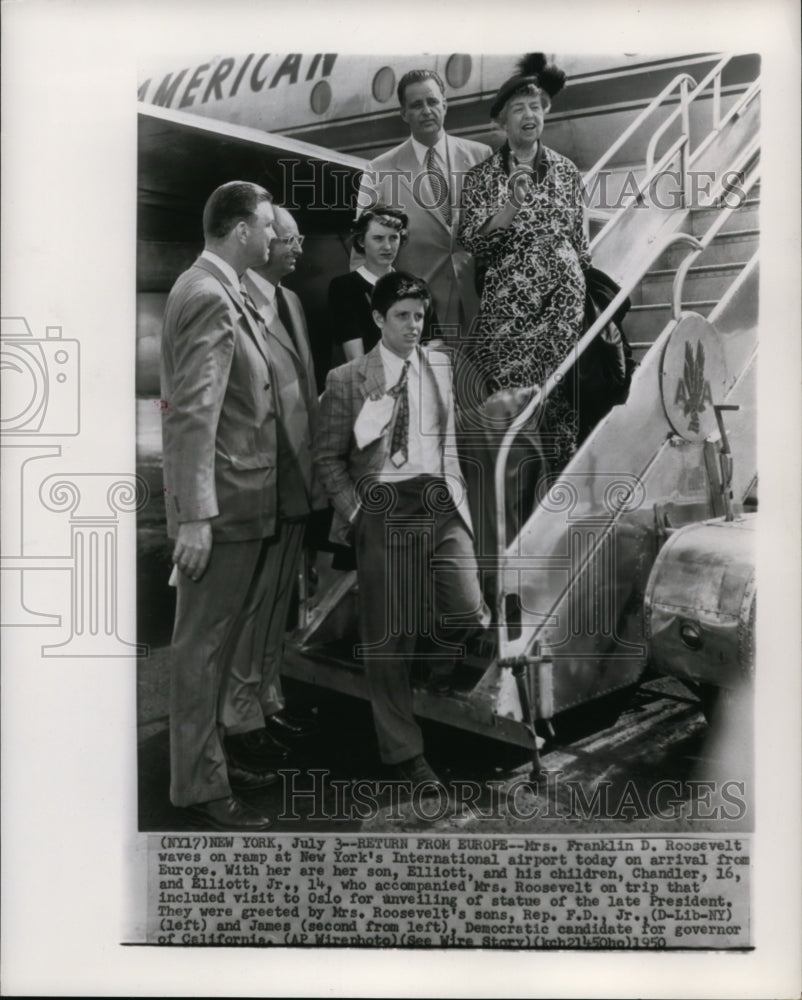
[352,205,408,254]
[202,181,272,240]
[371,271,431,317]
[397,69,445,106]
[271,204,299,240]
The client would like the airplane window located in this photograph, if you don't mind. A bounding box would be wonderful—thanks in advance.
[372,66,396,103]
[445,54,472,89]
[310,80,332,115]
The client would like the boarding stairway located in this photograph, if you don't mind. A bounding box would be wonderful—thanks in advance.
[284,54,761,750]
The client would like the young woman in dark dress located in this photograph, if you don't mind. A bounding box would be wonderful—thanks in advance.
[329,205,438,360]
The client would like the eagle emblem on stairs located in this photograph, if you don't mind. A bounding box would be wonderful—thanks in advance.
[674,338,713,434]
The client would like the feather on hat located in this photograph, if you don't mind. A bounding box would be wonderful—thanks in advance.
[490,52,566,119]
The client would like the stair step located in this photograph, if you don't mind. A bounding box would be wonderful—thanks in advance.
[652,228,759,269]
[633,261,749,305]
[690,198,760,236]
[625,300,715,343]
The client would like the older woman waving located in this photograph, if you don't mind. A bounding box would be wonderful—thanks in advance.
[459,53,590,472]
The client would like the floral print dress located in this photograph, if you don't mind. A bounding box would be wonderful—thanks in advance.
[458,143,590,470]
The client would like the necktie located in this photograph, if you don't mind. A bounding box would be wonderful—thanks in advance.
[275,287,297,352]
[389,360,411,468]
[240,282,269,334]
[425,147,451,226]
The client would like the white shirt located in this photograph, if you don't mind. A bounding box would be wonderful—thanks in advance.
[201,249,240,290]
[409,134,449,172]
[378,343,442,481]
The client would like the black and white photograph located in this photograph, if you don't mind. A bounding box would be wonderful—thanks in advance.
[2,1,800,995]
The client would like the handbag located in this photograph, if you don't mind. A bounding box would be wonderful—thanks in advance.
[568,266,637,442]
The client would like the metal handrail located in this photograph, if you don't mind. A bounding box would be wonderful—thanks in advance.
[589,73,759,254]
[645,53,734,171]
[672,159,760,318]
[583,71,699,191]
[492,230,704,649]
[685,77,761,171]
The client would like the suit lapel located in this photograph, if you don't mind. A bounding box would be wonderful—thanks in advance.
[359,343,386,399]
[393,138,421,176]
[395,138,452,235]
[445,135,471,233]
[248,277,298,361]
[447,135,471,181]
[421,347,449,432]
[195,257,272,369]
[275,287,302,357]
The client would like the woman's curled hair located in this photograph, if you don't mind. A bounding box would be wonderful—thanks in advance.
[351,204,409,253]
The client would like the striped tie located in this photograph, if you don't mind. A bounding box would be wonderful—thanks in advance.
[426,147,451,226]
[240,282,271,336]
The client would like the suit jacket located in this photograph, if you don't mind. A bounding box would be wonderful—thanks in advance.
[160,256,279,542]
[314,343,473,546]
[356,134,492,332]
[243,274,327,515]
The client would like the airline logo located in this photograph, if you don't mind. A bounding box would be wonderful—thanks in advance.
[660,314,726,442]
[137,54,337,111]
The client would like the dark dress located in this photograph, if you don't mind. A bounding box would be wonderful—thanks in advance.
[328,269,381,354]
[328,268,439,355]
[458,142,591,471]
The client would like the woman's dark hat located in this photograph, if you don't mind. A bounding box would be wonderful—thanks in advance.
[490,52,566,119]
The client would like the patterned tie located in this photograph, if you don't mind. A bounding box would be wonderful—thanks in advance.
[389,360,411,467]
[425,147,451,226]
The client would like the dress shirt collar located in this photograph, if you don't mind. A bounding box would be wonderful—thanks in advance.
[356,265,393,287]
[201,249,240,290]
[247,269,278,304]
[379,341,420,386]
[410,133,448,168]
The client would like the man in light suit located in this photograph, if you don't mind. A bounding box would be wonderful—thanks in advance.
[161,181,286,831]
[240,206,326,745]
[314,272,489,787]
[356,69,492,339]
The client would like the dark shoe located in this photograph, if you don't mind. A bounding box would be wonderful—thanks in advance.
[226,727,289,770]
[227,760,280,792]
[393,754,447,796]
[185,795,271,831]
[264,709,317,739]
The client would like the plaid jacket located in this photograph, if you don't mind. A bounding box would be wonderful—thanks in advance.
[314,343,473,546]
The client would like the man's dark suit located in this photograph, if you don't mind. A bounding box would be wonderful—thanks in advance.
[161,255,315,808]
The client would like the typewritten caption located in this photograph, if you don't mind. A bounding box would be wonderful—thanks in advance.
[146,835,750,948]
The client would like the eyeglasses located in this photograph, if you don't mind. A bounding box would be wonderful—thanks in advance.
[273,234,305,248]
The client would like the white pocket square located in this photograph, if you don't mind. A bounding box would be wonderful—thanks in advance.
[354,394,394,449]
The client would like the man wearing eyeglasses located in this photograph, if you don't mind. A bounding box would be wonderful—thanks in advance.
[217,206,326,774]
